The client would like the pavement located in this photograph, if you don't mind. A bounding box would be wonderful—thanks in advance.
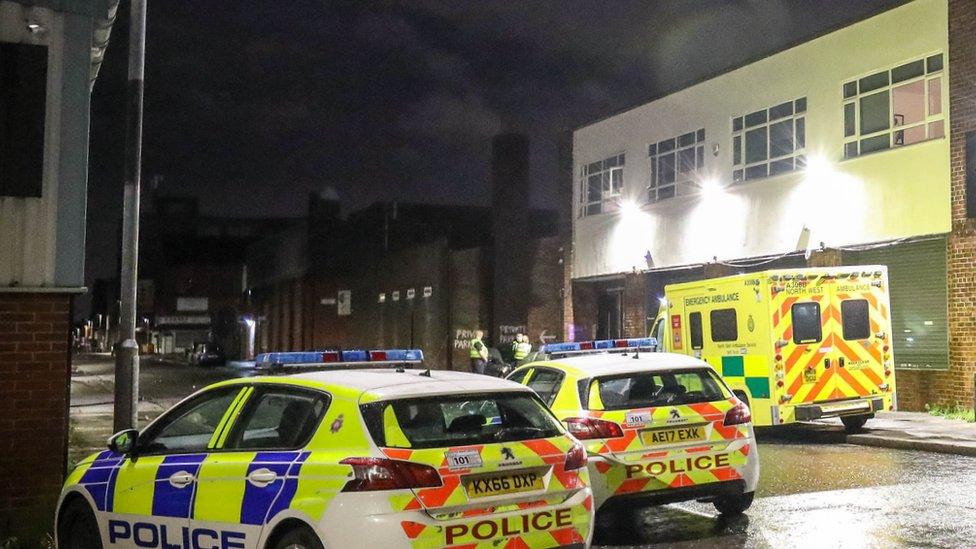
[813,411,976,457]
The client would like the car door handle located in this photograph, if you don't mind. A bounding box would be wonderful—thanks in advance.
[168,471,195,488]
[824,358,831,369]
[838,357,846,368]
[247,468,278,487]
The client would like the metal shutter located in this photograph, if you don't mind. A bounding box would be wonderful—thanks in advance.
[856,237,948,370]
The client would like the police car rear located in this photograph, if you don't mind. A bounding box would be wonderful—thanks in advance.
[513,340,759,515]
[56,350,592,549]
[344,371,593,548]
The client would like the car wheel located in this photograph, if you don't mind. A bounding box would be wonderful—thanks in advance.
[58,498,103,549]
[841,414,870,433]
[273,526,324,549]
[713,491,754,515]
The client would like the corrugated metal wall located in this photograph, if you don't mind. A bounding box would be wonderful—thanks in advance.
[0,3,91,288]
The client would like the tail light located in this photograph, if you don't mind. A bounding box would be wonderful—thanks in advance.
[724,399,752,426]
[563,417,623,440]
[340,457,442,492]
[564,442,587,471]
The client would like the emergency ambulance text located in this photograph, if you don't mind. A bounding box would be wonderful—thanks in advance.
[683,293,739,306]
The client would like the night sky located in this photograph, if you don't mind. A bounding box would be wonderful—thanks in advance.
[83,0,905,314]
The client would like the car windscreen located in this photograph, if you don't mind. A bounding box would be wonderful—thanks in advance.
[361,392,563,449]
[591,368,730,410]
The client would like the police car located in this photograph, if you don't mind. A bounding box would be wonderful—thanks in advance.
[56,349,594,549]
[507,338,759,516]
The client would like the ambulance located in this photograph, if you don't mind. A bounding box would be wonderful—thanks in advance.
[56,349,593,549]
[649,266,896,431]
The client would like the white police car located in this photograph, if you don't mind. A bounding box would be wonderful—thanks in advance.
[57,350,594,548]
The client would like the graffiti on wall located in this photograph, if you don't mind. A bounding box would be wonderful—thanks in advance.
[497,324,527,345]
[453,329,485,350]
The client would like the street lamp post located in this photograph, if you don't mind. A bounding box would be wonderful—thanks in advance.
[114,0,147,432]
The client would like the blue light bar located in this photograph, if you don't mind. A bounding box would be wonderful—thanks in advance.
[254,349,424,369]
[540,337,657,356]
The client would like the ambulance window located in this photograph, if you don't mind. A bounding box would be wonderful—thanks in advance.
[689,312,703,350]
[841,299,871,340]
[791,302,822,344]
[710,309,738,342]
[226,388,330,450]
[526,368,564,406]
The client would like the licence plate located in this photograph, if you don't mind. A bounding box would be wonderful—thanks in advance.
[463,471,544,498]
[639,425,706,446]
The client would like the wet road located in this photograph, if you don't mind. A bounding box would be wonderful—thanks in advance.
[594,432,976,548]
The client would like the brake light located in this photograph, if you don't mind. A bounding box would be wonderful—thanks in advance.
[723,400,752,426]
[339,457,442,492]
[563,417,623,440]
[564,442,587,471]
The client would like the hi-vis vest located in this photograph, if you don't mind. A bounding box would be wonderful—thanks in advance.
[514,341,532,360]
[470,338,485,358]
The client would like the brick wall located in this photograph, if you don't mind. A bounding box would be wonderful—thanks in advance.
[898,0,976,411]
[622,273,647,337]
[0,293,72,542]
[525,237,566,347]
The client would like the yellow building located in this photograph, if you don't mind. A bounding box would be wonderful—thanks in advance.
[569,0,973,410]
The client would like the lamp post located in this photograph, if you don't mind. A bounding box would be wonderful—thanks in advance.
[114,0,148,432]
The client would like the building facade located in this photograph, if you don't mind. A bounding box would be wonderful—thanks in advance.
[0,0,116,542]
[571,0,974,410]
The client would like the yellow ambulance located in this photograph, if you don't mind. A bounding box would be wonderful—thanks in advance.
[649,266,896,431]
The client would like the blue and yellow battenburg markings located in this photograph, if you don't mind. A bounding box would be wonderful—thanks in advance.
[153,454,208,518]
[77,450,312,524]
[541,337,658,356]
[79,450,125,512]
[240,451,311,525]
[255,348,424,369]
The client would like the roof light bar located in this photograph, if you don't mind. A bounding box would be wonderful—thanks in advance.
[540,337,657,357]
[255,349,424,370]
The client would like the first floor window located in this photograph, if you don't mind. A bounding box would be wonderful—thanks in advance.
[732,98,806,183]
[648,129,705,203]
[843,54,944,158]
[579,153,625,216]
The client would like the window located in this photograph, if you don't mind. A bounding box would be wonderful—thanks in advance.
[732,98,806,183]
[710,309,738,342]
[689,312,703,350]
[593,368,730,410]
[0,43,48,198]
[841,299,871,341]
[361,392,562,449]
[579,153,625,216]
[791,302,822,344]
[227,388,329,450]
[526,368,564,406]
[138,388,240,454]
[648,129,705,202]
[843,54,944,158]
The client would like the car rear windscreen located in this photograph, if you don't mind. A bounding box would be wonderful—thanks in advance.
[361,392,563,449]
[592,368,730,410]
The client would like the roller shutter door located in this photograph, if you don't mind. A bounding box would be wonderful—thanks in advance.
[856,237,948,370]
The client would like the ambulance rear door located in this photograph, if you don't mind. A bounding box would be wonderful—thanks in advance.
[771,273,836,406]
[828,268,893,400]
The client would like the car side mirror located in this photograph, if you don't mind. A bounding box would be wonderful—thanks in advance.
[108,428,139,456]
